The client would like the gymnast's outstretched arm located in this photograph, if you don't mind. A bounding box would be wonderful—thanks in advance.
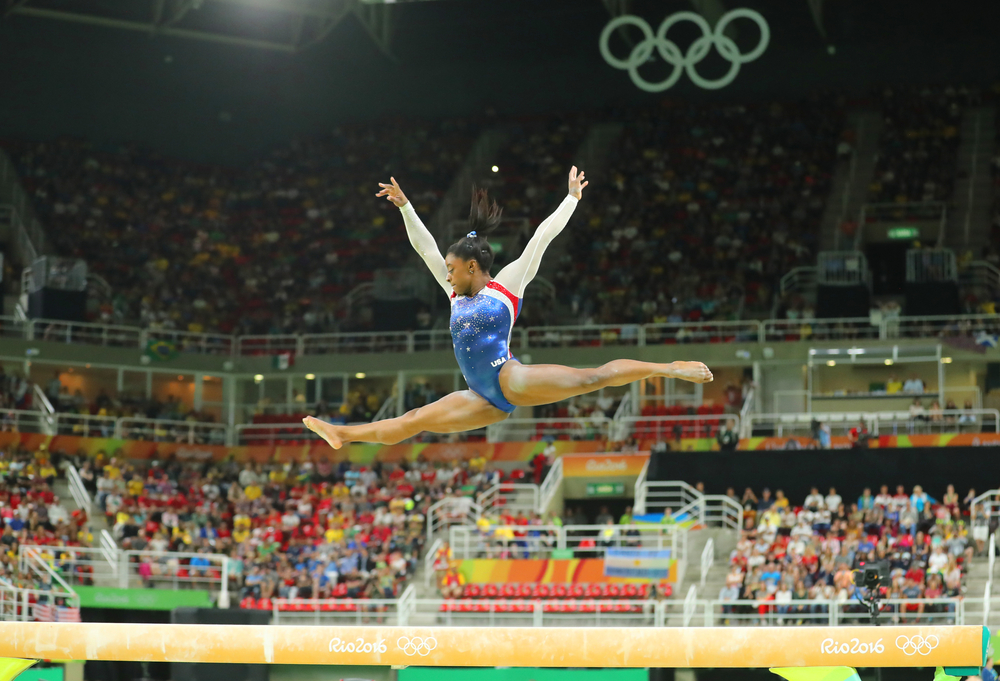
[377,177,451,297]
[493,166,586,297]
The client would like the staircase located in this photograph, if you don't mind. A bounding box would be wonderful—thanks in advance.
[947,105,997,250]
[820,110,884,252]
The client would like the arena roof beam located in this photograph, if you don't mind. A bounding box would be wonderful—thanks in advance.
[3,0,379,54]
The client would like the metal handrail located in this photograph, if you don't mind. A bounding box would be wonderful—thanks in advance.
[65,465,92,516]
[5,311,1000,357]
[700,538,713,589]
[538,457,563,515]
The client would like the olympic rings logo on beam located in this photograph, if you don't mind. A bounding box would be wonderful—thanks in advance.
[599,9,770,92]
[397,636,438,657]
[895,635,940,656]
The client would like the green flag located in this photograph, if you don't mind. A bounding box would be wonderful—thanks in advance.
[146,339,178,361]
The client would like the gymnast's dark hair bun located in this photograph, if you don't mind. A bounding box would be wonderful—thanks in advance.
[446,186,502,272]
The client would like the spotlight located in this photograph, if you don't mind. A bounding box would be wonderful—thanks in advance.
[826,360,836,367]
[884,359,893,366]
[355,372,366,379]
[491,165,499,173]
[254,374,264,383]
[941,357,953,364]
[305,373,316,380]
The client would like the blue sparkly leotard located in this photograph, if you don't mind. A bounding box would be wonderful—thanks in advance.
[449,281,521,412]
[398,194,578,412]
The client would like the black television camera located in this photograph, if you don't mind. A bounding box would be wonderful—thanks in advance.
[853,559,890,624]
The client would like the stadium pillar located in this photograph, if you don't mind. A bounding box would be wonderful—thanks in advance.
[396,371,406,417]
[194,375,203,412]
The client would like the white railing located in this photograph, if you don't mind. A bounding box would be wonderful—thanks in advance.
[448,523,686,565]
[746,409,1000,438]
[19,547,78,598]
[633,459,649,515]
[477,483,539,515]
[117,550,229,603]
[635,481,743,535]
[427,496,483,541]
[0,582,78,622]
[538,456,563,515]
[682,585,698,626]
[704,597,964,627]
[616,414,739,442]
[486,417,612,443]
[700,538,713,589]
[117,417,228,444]
[65,464,92,516]
[32,384,55,415]
[423,537,445,588]
[971,489,1000,528]
[249,595,991,628]
[11,312,1000,358]
[19,544,115,585]
[99,530,119,577]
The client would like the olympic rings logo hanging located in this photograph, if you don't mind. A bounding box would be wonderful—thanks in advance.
[599,9,770,92]
[895,635,939,656]
[397,636,438,657]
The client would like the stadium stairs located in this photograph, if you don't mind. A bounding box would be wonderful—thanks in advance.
[947,105,997,251]
[820,109,884,252]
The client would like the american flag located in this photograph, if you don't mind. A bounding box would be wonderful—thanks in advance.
[33,604,80,622]
[56,607,81,622]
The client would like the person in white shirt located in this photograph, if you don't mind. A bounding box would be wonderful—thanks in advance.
[927,546,949,574]
[903,375,925,394]
[874,485,892,509]
[825,487,842,513]
[804,487,824,511]
[47,500,69,526]
[791,518,813,541]
[774,583,793,623]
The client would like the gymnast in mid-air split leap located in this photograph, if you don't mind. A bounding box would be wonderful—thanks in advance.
[304,166,713,449]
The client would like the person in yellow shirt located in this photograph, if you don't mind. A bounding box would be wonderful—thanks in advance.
[127,475,144,497]
[244,484,262,501]
[886,375,903,394]
[233,528,250,544]
[269,466,288,485]
[104,461,121,480]
[39,463,57,483]
[772,490,789,510]
[324,526,344,543]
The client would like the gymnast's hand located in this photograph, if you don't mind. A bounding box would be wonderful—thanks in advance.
[376,176,409,207]
[567,165,588,200]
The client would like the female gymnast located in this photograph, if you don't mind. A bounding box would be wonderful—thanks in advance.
[304,166,713,449]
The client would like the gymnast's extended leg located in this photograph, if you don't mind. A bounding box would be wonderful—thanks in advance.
[303,390,509,449]
[499,359,712,407]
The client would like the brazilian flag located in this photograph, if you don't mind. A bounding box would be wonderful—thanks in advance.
[146,339,178,361]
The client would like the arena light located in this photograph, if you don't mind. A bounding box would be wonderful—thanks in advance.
[826,360,836,367]
[491,165,499,172]
[305,373,316,380]
[885,359,893,366]
[355,372,366,379]
[941,357,953,364]
[253,374,264,383]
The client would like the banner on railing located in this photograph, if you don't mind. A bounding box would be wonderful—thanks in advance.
[73,586,212,610]
[603,549,673,579]
[562,454,649,478]
[458,557,675,584]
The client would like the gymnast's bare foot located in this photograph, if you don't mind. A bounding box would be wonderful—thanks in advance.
[303,416,345,449]
[667,361,714,384]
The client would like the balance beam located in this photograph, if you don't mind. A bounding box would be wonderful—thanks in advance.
[0,623,986,668]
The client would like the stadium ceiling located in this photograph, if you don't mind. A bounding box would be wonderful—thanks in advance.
[0,0,393,55]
